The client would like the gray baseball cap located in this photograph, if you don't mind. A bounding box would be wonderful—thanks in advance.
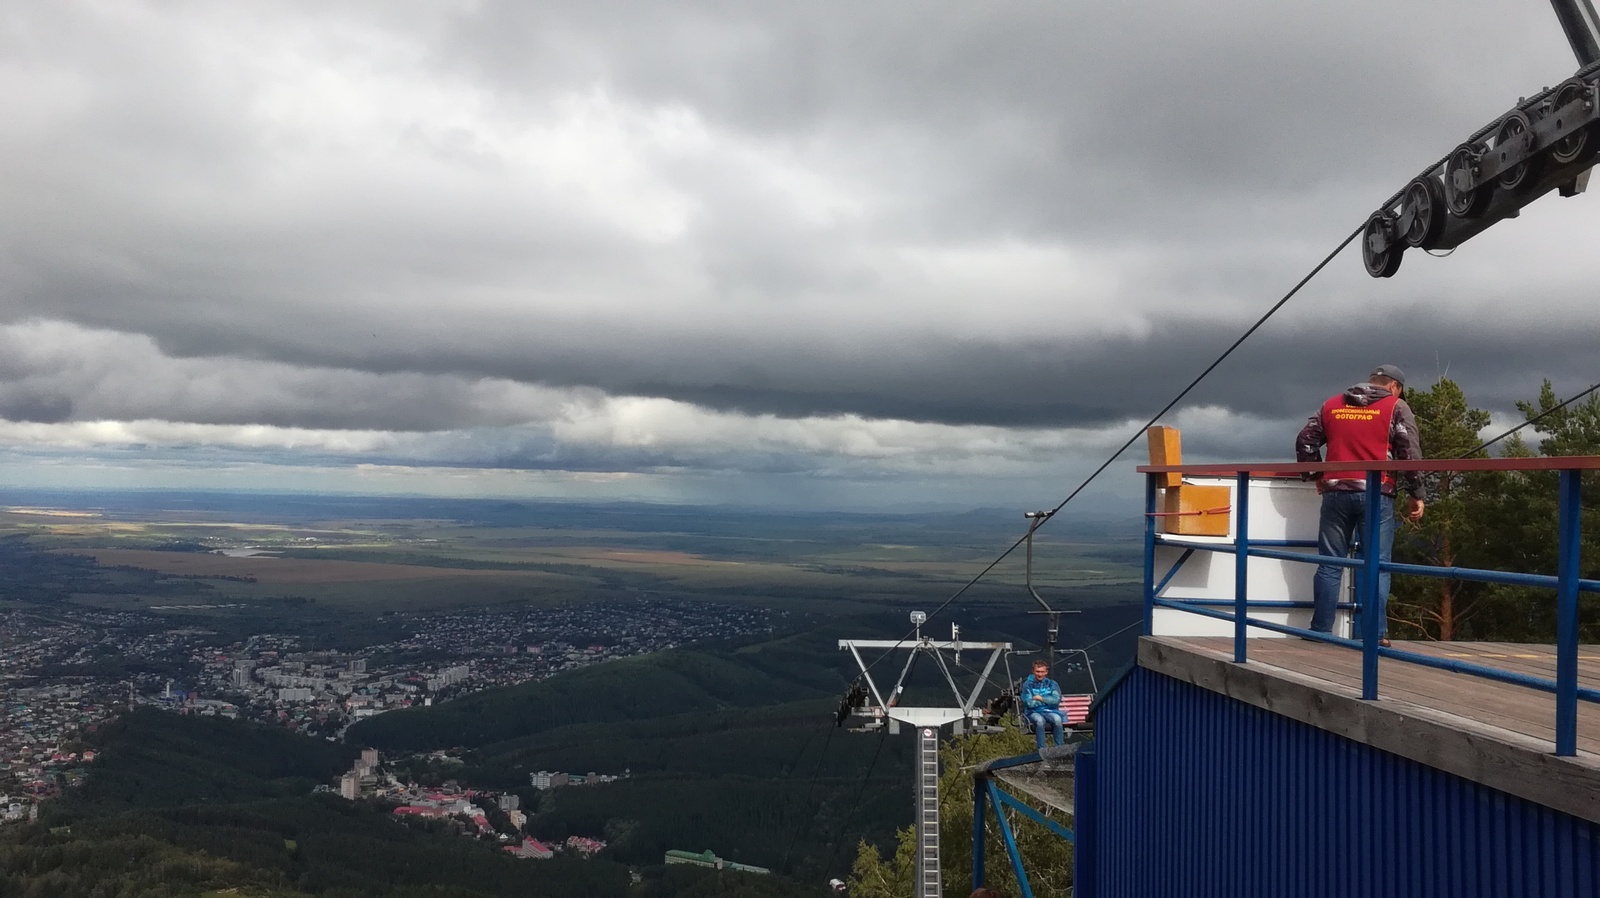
[1370,364,1405,388]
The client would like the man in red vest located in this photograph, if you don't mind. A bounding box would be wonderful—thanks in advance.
[1295,365,1427,645]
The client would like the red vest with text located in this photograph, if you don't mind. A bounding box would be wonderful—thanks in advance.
[1319,393,1398,493]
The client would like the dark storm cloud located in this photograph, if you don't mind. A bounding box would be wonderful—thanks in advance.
[0,0,1594,498]
[0,394,74,425]
[10,301,1576,438]
[453,310,1594,429]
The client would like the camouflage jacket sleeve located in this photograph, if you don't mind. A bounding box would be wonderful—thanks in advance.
[1295,413,1325,463]
[1389,400,1427,501]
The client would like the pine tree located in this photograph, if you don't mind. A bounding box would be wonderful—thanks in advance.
[1395,379,1600,642]
[1467,381,1600,641]
[1388,377,1490,640]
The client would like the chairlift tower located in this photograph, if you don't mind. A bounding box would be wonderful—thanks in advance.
[838,613,1011,898]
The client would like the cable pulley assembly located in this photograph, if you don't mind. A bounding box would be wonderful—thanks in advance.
[1361,4,1600,278]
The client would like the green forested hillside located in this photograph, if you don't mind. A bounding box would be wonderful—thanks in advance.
[472,699,872,777]
[531,771,906,874]
[1,710,634,898]
[73,710,356,807]
[348,629,915,878]
[2,604,1136,896]
[347,632,852,752]
[342,611,1136,881]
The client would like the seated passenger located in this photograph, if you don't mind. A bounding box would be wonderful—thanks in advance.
[1021,660,1066,750]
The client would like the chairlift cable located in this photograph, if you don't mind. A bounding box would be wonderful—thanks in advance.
[780,720,838,870]
[1465,380,1600,456]
[1073,618,1143,654]
[876,59,1600,662]
[822,726,893,875]
[858,220,1366,677]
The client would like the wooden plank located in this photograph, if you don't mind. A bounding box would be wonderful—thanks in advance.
[1169,637,1598,744]
[1162,634,1600,749]
[1399,643,1600,686]
[1146,425,1183,489]
[1186,637,1600,689]
[993,768,1075,816]
[1237,663,1562,743]
[1139,637,1600,824]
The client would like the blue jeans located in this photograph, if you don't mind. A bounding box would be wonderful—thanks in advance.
[1026,710,1065,749]
[1310,491,1395,635]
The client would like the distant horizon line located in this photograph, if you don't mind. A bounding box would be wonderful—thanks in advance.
[0,483,1139,520]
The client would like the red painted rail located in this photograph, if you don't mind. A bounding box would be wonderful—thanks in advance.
[1138,456,1600,475]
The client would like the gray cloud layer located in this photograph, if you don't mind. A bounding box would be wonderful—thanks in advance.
[0,1,1594,502]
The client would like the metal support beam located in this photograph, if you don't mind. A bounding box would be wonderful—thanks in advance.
[965,646,1004,711]
[1154,547,1195,597]
[990,783,1075,843]
[930,650,966,713]
[1143,474,1158,635]
[838,635,1011,730]
[1551,0,1600,65]
[846,643,888,709]
[1555,469,1582,756]
[890,646,921,710]
[1360,474,1383,700]
[985,779,1036,898]
[1234,471,1251,663]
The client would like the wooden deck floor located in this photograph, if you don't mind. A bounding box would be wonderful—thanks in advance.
[994,765,1075,816]
[1159,636,1600,756]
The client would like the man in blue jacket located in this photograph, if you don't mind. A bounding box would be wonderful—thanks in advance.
[1020,659,1065,750]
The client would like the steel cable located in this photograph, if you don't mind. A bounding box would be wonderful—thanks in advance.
[859,220,1365,677]
[824,59,1600,889]
[822,726,892,877]
[1466,380,1600,456]
[780,720,837,871]
[860,63,1600,674]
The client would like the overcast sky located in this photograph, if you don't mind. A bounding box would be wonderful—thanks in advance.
[1,1,1594,511]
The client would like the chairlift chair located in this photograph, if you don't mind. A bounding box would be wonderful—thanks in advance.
[1010,648,1099,735]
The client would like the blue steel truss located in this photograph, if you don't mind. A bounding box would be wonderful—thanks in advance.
[970,748,1075,898]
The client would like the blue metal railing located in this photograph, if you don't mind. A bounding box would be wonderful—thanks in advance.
[971,747,1078,898]
[1138,456,1600,757]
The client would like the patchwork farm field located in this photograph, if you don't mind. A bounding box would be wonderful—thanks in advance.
[1,491,1143,620]
[64,548,582,585]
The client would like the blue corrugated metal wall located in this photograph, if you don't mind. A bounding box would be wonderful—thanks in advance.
[1075,667,1600,898]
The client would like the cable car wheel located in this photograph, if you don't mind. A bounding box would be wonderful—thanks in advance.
[1549,78,1596,165]
[1444,142,1491,218]
[1400,175,1447,248]
[1361,211,1403,278]
[1493,110,1541,192]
